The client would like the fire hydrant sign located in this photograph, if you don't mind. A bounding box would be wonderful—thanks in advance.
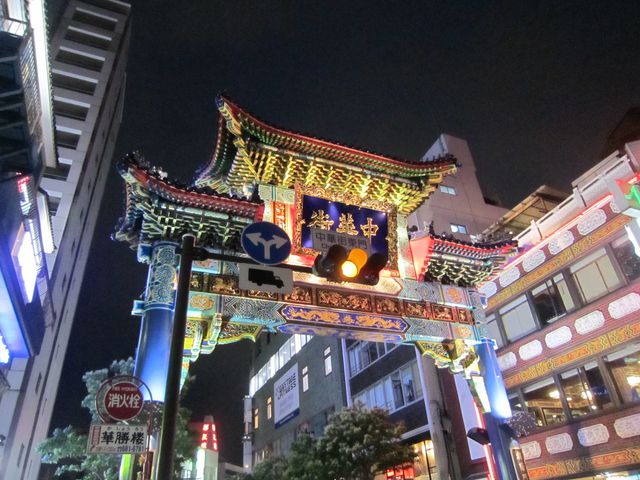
[87,424,147,454]
[96,376,145,422]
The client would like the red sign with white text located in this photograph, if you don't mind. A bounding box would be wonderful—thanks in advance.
[104,382,143,421]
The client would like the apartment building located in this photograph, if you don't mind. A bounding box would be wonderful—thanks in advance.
[0,1,131,478]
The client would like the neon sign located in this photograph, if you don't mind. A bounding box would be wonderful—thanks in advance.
[200,420,218,451]
[0,334,9,364]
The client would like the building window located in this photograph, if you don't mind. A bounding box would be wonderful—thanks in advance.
[508,392,523,412]
[302,366,309,392]
[64,26,112,50]
[51,72,97,95]
[604,343,640,403]
[483,314,504,348]
[72,8,117,31]
[266,397,272,420]
[253,408,259,430]
[56,47,104,72]
[522,377,566,427]
[440,185,456,195]
[611,235,640,282]
[558,361,612,417]
[499,295,537,342]
[47,195,61,216]
[44,162,71,181]
[324,347,332,375]
[353,361,422,412]
[54,99,90,121]
[450,223,468,234]
[530,273,575,325]
[347,341,397,377]
[569,247,621,304]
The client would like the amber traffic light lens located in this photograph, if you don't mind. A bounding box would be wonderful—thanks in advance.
[341,260,359,278]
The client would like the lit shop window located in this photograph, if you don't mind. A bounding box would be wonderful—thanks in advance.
[522,377,566,427]
[450,223,467,234]
[440,185,456,195]
[253,408,259,430]
[604,343,640,404]
[267,397,272,420]
[558,361,612,416]
[302,366,309,392]
[569,247,621,304]
[324,347,332,375]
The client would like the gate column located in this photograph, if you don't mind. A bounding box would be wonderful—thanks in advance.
[476,338,518,480]
[134,241,178,401]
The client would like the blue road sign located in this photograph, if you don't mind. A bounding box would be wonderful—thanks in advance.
[241,222,292,265]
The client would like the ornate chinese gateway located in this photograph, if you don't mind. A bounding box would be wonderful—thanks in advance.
[115,95,517,398]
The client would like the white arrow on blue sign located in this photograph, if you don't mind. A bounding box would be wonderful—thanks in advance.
[241,222,292,265]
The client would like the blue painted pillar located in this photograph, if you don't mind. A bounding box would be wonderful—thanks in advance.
[134,241,178,402]
[476,338,518,480]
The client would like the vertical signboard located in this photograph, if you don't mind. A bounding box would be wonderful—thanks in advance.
[274,364,300,428]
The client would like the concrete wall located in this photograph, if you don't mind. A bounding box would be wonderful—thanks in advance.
[410,134,508,240]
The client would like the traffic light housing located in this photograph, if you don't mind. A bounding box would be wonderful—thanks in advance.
[467,427,490,445]
[313,245,387,285]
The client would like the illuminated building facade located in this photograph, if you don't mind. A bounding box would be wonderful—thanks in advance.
[116,95,519,479]
[0,1,131,478]
[0,0,57,474]
[479,139,640,479]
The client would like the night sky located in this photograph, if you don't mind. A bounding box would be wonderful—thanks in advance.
[49,1,640,464]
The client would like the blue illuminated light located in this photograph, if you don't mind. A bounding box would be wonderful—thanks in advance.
[14,229,38,303]
[0,334,9,364]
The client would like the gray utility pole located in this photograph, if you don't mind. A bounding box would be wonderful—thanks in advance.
[417,352,462,479]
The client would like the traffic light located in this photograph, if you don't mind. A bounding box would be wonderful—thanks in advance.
[313,245,387,285]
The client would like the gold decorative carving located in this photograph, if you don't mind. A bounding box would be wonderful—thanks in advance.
[504,319,640,389]
[317,289,373,311]
[284,285,313,304]
[375,296,402,316]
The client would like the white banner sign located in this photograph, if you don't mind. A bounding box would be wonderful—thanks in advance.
[274,364,300,428]
[86,424,147,454]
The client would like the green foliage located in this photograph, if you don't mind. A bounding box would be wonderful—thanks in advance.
[250,455,288,480]
[38,426,120,480]
[241,403,415,480]
[319,403,415,480]
[38,358,196,480]
[284,434,324,480]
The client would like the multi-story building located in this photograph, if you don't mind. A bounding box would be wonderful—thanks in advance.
[0,0,57,474]
[478,139,640,479]
[409,134,508,241]
[0,1,131,478]
[246,332,345,468]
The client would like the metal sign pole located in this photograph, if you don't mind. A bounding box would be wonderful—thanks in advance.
[155,234,195,479]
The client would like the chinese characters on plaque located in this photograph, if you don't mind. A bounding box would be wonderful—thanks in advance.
[86,424,147,454]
